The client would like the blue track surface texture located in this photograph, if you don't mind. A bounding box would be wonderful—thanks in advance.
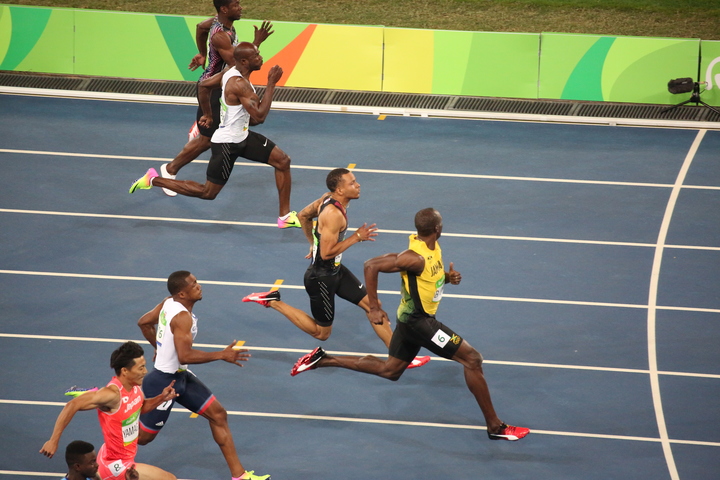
[1,94,718,480]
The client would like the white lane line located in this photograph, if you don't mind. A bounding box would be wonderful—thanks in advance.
[647,129,706,480]
[2,269,720,314]
[0,147,712,189]
[3,207,720,251]
[2,332,719,379]
[2,398,719,447]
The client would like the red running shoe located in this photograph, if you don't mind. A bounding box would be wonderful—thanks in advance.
[242,290,281,307]
[488,423,530,441]
[407,356,431,369]
[291,347,327,376]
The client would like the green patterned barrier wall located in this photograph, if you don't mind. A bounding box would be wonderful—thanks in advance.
[1,4,718,106]
[700,40,720,106]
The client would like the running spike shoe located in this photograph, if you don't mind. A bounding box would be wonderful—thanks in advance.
[278,211,301,228]
[407,356,431,369]
[487,423,530,441]
[129,168,158,193]
[290,347,326,376]
[64,386,99,398]
[242,290,281,307]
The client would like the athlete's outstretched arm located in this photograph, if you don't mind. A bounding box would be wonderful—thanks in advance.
[253,21,274,47]
[210,27,236,68]
[363,250,425,325]
[171,312,250,367]
[39,386,120,458]
[197,67,229,127]
[239,65,283,125]
[189,16,214,70]
[317,207,377,261]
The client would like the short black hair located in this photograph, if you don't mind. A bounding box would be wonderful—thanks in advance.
[213,0,233,12]
[167,270,192,295]
[326,168,350,192]
[414,208,440,236]
[65,440,94,467]
[109,341,144,376]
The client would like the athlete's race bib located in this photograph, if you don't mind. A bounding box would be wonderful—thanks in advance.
[108,459,125,477]
[122,410,140,446]
[431,329,451,348]
[432,277,445,303]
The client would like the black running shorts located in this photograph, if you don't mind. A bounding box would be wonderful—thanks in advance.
[388,313,464,363]
[304,264,367,327]
[206,131,276,185]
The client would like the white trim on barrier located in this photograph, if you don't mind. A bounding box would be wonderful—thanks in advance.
[1,85,719,130]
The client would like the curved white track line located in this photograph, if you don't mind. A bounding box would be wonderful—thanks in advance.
[647,129,706,480]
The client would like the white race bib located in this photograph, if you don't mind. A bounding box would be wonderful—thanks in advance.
[431,329,450,348]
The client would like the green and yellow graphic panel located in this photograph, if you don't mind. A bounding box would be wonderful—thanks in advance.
[539,33,700,104]
[383,28,435,94]
[384,28,539,97]
[0,5,713,104]
[73,10,194,80]
[455,31,539,98]
[0,5,73,73]
[700,40,720,106]
[276,23,383,91]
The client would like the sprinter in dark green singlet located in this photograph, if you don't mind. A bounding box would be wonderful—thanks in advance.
[289,208,530,442]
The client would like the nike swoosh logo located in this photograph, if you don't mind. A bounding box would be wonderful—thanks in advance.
[359,284,364,289]
[263,139,268,146]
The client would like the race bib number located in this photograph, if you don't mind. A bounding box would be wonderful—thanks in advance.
[432,277,445,303]
[122,410,140,446]
[109,459,125,477]
[431,329,451,348]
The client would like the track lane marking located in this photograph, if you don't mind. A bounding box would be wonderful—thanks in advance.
[4,207,720,251]
[646,129,706,480]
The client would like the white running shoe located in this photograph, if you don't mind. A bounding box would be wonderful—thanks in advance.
[160,164,177,197]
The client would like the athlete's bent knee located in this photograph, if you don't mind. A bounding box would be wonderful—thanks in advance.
[207,405,229,426]
[465,349,484,370]
[378,366,405,382]
[271,151,291,171]
[200,186,220,200]
[312,331,330,341]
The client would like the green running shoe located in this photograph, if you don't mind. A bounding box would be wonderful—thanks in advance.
[64,386,98,398]
[239,470,271,480]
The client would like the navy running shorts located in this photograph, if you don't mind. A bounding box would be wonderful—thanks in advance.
[139,369,216,434]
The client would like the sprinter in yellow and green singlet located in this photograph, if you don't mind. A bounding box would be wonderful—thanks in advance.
[289,208,530,442]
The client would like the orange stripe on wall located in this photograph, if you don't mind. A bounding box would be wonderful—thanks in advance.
[254,24,317,86]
